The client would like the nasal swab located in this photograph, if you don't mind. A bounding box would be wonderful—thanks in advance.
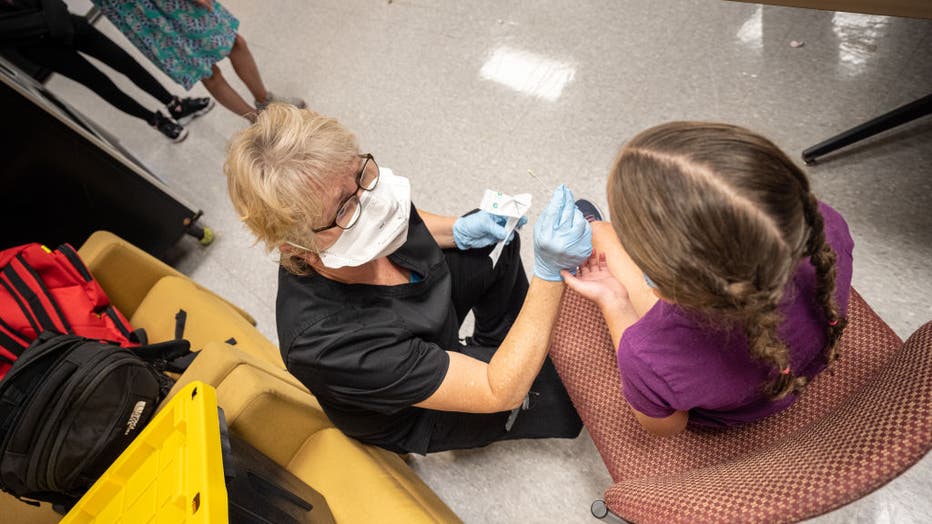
[527,169,548,191]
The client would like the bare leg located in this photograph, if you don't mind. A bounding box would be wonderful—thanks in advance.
[591,221,658,317]
[201,64,257,122]
[228,34,269,104]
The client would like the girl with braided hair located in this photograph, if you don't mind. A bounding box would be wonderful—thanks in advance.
[564,122,853,437]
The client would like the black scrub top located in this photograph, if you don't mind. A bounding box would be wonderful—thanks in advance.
[276,205,457,453]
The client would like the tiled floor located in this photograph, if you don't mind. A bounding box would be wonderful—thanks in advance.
[44,1,931,522]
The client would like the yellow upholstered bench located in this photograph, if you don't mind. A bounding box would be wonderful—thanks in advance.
[0,231,460,523]
[168,343,460,524]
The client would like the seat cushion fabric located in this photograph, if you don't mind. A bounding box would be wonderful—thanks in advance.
[287,428,462,524]
[0,492,60,524]
[548,288,903,482]
[604,320,932,523]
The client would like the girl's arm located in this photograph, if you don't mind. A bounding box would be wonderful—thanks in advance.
[596,291,639,351]
[631,409,688,437]
[563,252,689,437]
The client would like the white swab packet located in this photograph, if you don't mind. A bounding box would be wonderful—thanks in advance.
[479,189,532,266]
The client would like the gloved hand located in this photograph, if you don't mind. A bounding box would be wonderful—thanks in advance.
[533,184,592,281]
[453,211,527,250]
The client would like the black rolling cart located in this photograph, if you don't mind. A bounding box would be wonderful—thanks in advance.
[0,56,213,257]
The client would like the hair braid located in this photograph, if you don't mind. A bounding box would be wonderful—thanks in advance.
[802,192,847,364]
[727,281,808,399]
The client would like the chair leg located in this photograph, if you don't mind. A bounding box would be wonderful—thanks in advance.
[591,500,630,523]
[801,93,932,164]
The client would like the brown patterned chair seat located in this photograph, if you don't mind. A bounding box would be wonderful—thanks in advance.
[549,288,932,523]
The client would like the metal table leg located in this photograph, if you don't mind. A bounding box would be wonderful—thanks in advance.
[802,93,932,164]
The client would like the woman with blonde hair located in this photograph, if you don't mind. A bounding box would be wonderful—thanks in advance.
[225,104,591,454]
[564,122,853,437]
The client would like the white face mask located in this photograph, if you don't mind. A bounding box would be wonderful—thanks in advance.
[316,167,411,269]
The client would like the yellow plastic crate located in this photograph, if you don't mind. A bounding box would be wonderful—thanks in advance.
[61,382,228,524]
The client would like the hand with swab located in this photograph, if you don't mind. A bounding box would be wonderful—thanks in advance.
[533,184,592,281]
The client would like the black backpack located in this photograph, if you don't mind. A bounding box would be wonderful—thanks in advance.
[0,332,190,507]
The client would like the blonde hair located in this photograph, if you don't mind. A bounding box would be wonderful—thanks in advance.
[609,122,846,400]
[224,104,359,275]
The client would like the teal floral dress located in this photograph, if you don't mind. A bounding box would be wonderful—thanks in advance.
[92,0,239,90]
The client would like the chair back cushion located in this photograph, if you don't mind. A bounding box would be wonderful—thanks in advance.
[132,276,284,368]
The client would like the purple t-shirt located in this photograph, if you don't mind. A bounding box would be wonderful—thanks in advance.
[617,202,854,427]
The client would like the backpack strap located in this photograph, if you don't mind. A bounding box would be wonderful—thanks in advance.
[133,339,191,363]
[0,316,29,357]
[130,328,148,345]
[102,306,133,341]
[1,254,71,334]
[55,244,93,282]
[174,309,187,340]
[0,277,40,336]
[164,352,198,374]
[132,339,194,398]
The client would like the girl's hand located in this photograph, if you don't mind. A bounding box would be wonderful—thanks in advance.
[193,0,214,11]
[562,251,631,309]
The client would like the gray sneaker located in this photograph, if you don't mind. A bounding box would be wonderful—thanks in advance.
[575,199,605,222]
[255,92,307,111]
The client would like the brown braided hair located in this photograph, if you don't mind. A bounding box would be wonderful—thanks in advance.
[608,122,846,399]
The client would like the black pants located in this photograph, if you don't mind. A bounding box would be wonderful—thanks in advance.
[444,227,529,348]
[424,233,583,453]
[16,15,173,122]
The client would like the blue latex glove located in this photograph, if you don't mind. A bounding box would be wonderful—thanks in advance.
[453,211,527,250]
[533,185,593,281]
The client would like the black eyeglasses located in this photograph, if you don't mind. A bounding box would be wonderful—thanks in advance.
[312,154,379,233]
